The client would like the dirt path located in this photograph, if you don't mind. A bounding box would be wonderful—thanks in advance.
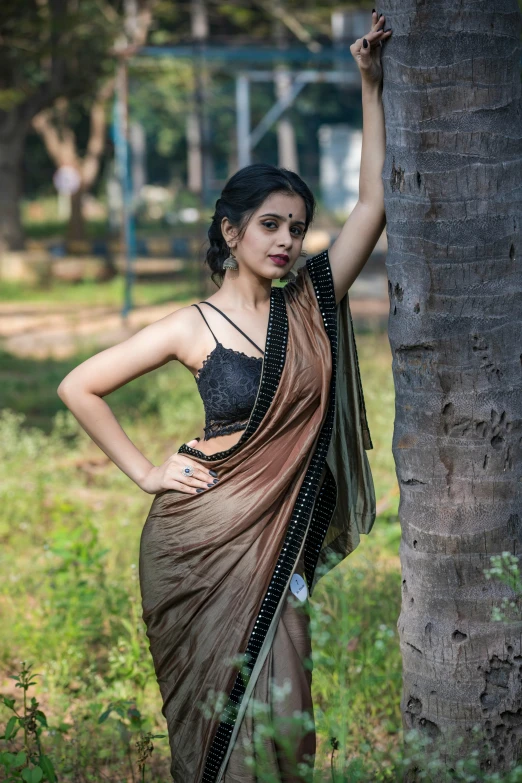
[0,300,188,358]
[0,266,389,359]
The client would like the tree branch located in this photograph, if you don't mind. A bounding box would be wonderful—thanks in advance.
[252,0,322,52]
[110,0,155,58]
[82,78,116,187]
[32,100,76,168]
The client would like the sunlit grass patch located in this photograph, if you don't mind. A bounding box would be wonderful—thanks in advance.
[0,276,200,306]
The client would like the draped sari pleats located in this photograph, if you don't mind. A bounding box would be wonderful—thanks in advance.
[139,249,375,782]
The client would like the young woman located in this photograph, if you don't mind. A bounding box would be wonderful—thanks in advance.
[57,12,390,782]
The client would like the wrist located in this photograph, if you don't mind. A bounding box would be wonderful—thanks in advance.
[361,76,383,95]
[137,462,156,491]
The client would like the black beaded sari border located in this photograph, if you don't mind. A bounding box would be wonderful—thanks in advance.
[202,249,338,783]
[302,250,339,595]
[303,463,338,594]
[178,286,287,462]
[303,270,374,593]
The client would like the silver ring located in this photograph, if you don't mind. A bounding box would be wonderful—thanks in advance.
[181,465,194,477]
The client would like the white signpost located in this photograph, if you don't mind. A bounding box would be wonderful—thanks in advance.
[53,165,82,220]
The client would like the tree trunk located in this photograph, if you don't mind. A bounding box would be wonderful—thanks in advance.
[33,80,116,246]
[189,0,213,207]
[187,111,203,193]
[66,187,85,243]
[382,0,522,776]
[272,0,299,173]
[275,67,299,173]
[0,115,28,251]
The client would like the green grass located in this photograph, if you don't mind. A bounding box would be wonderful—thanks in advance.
[0,271,203,306]
[0,325,399,778]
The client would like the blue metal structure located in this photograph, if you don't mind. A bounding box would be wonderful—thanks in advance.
[112,65,137,320]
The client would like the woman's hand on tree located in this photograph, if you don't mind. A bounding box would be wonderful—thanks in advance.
[140,439,219,495]
[350,10,392,86]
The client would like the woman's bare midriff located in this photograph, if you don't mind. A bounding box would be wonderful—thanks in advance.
[190,428,245,456]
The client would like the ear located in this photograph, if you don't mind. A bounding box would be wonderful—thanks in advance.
[221,217,239,247]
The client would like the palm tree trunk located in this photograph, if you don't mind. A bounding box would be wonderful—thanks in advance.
[381,0,522,775]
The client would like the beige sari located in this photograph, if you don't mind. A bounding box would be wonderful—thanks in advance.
[139,249,376,782]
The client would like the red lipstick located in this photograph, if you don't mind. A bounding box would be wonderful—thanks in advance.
[269,254,289,267]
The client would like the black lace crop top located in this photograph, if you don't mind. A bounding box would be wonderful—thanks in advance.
[191,301,264,441]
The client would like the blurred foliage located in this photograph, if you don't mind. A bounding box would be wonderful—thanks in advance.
[151,0,364,45]
[21,0,370,199]
[0,0,122,110]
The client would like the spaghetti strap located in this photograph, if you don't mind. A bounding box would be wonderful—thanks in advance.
[200,301,264,355]
[192,304,219,345]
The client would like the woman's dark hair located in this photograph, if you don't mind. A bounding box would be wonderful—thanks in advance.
[206,163,316,287]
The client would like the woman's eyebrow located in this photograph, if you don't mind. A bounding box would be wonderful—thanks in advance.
[259,212,306,225]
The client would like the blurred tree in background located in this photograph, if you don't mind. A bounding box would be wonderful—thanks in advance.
[30,3,153,243]
[4,0,370,247]
[0,0,153,250]
[17,0,518,239]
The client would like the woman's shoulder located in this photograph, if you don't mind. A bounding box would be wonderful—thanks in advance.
[152,302,210,364]
[157,301,205,333]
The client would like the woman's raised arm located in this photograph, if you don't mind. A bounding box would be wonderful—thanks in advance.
[328,10,391,304]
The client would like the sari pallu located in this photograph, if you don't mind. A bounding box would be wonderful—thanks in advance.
[139,249,376,782]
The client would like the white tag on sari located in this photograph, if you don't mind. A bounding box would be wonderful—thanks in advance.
[289,573,308,602]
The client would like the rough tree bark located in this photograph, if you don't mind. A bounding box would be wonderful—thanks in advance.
[381,0,522,775]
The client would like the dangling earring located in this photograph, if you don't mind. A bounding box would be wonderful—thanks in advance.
[222,245,239,271]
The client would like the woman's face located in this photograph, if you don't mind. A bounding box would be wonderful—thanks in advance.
[222,191,307,280]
